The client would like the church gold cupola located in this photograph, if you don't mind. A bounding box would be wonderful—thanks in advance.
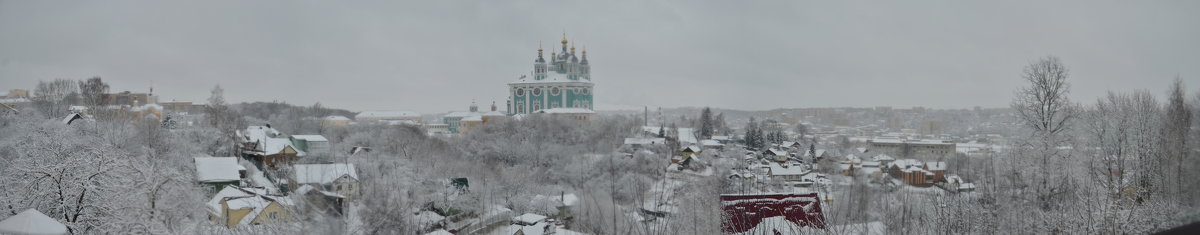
[534,42,547,80]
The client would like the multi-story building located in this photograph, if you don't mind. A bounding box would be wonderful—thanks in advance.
[102,91,158,106]
[355,110,421,122]
[508,35,594,115]
[868,137,956,158]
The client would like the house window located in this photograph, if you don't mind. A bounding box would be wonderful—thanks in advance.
[337,185,342,191]
[269,211,277,220]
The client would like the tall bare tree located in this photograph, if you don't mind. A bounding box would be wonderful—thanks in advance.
[78,77,109,108]
[1011,56,1079,210]
[1162,77,1191,200]
[32,79,79,118]
[204,85,243,156]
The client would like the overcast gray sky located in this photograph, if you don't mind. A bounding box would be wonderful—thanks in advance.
[1,1,1198,113]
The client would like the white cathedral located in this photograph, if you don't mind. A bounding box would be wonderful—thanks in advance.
[507,35,594,115]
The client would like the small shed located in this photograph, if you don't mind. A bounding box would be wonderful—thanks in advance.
[194,156,245,192]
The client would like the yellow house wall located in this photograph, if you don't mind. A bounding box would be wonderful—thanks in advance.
[219,200,253,228]
[333,178,360,201]
[250,202,293,225]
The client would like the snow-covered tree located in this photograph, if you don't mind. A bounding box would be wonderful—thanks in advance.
[699,107,714,139]
[1010,56,1079,210]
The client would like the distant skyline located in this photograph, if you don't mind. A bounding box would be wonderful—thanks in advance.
[1,1,1198,114]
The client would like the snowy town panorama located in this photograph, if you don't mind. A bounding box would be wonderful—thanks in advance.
[1,1,1199,235]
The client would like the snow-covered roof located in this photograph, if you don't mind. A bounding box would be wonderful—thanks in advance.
[292,164,358,185]
[290,135,328,142]
[483,111,506,117]
[461,115,483,122]
[444,111,479,118]
[411,211,444,229]
[533,108,595,114]
[890,159,922,169]
[235,196,293,226]
[194,157,242,183]
[0,209,67,235]
[700,139,722,146]
[323,115,351,121]
[0,98,31,104]
[423,230,453,235]
[768,162,809,176]
[242,126,280,143]
[845,154,864,164]
[355,110,419,120]
[871,154,895,161]
[206,186,271,216]
[871,137,953,145]
[946,174,964,184]
[206,186,293,226]
[624,137,665,145]
[901,165,934,175]
[61,113,82,124]
[681,146,702,153]
[512,213,547,225]
[925,161,947,171]
[264,138,299,155]
[738,216,806,234]
[641,126,662,134]
[764,149,788,156]
[384,120,420,125]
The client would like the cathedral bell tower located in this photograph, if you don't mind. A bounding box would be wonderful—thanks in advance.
[534,42,547,80]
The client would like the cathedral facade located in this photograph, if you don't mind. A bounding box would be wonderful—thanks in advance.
[507,35,593,115]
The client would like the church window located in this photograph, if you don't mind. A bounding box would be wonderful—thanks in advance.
[582,88,590,95]
[533,88,541,96]
[516,88,524,96]
[551,87,560,96]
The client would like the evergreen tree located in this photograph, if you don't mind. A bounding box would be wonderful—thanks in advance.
[744,117,764,150]
[715,113,727,135]
[699,107,714,139]
[668,122,681,155]
[658,122,666,138]
[808,143,817,161]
